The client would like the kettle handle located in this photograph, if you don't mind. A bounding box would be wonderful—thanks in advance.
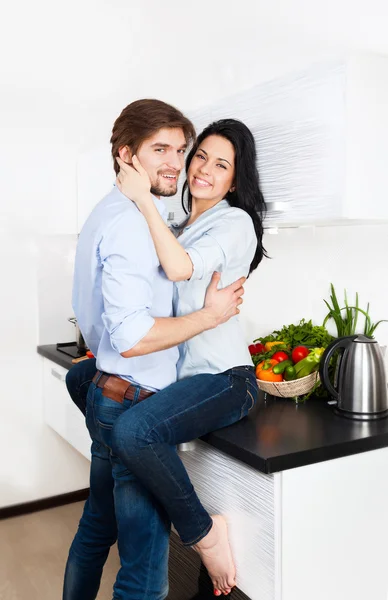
[319,335,358,400]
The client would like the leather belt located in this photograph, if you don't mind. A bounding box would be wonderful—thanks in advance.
[92,370,155,404]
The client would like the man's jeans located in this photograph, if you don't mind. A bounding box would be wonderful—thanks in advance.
[63,378,171,600]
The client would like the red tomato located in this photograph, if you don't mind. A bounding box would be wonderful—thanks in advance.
[291,346,310,363]
[248,342,265,355]
[272,351,289,363]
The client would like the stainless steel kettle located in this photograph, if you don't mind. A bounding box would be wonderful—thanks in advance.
[319,335,388,420]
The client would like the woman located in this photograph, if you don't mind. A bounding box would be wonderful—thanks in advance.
[111,119,267,596]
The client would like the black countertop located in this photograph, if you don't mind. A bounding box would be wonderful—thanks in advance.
[38,344,80,370]
[38,344,388,475]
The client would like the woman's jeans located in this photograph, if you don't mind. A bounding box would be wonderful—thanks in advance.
[65,358,97,416]
[111,365,258,546]
[63,378,171,600]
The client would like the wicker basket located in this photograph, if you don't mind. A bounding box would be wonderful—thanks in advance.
[256,371,319,398]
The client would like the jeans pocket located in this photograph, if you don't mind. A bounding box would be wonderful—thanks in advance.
[240,379,258,419]
[246,388,256,412]
[96,419,114,430]
[95,404,124,428]
[94,396,125,450]
[95,414,118,450]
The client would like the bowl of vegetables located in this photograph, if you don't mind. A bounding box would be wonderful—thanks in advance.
[249,320,333,399]
[255,346,323,398]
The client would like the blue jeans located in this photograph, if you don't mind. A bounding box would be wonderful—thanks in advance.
[63,379,171,600]
[111,366,258,546]
[65,358,97,416]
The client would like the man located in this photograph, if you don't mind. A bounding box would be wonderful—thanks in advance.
[63,99,244,600]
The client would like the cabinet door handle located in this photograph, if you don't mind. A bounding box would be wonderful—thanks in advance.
[51,368,66,382]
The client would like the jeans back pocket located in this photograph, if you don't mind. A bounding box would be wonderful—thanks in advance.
[92,392,127,450]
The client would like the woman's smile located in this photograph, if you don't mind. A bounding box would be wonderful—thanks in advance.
[192,175,212,188]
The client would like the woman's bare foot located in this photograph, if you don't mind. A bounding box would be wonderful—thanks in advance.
[193,515,236,595]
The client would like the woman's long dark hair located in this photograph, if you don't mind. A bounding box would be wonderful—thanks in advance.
[182,119,267,274]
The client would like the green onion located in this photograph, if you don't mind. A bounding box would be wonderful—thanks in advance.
[323,284,387,339]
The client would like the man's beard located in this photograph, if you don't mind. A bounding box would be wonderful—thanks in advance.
[150,173,179,197]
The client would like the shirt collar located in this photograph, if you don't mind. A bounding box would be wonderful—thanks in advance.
[205,199,230,213]
[174,199,230,231]
[151,195,168,219]
[114,184,167,221]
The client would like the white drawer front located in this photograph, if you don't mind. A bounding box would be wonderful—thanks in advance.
[43,359,91,460]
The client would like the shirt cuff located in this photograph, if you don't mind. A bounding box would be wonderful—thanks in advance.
[110,312,156,353]
[186,247,205,281]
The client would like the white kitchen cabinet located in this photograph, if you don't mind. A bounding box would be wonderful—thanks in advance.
[175,54,388,228]
[42,358,91,460]
[76,54,388,230]
[180,440,388,600]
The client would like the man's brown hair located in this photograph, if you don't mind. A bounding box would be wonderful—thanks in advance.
[110,99,196,174]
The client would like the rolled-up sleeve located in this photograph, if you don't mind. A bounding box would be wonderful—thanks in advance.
[185,212,255,282]
[100,213,156,353]
[186,234,225,281]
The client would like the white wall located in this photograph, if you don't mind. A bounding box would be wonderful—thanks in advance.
[0,228,91,508]
[1,0,388,506]
[241,224,388,349]
[37,235,78,345]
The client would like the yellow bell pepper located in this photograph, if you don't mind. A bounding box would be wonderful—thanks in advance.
[264,341,285,352]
